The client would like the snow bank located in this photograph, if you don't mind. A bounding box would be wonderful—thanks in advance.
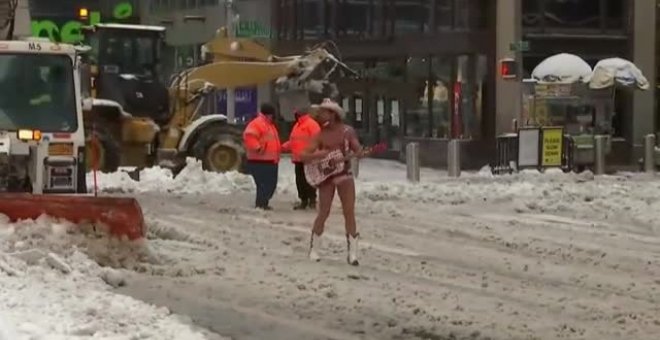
[589,57,649,90]
[89,158,255,195]
[0,215,210,340]
[531,53,592,83]
[87,157,660,232]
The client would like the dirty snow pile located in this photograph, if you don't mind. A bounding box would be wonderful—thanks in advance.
[0,214,210,340]
[89,158,254,195]
[88,158,660,231]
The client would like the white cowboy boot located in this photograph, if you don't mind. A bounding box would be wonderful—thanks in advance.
[308,232,321,262]
[346,234,360,266]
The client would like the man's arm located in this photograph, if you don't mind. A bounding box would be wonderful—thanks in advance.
[243,124,263,153]
[300,135,328,162]
[281,141,291,152]
[346,126,364,156]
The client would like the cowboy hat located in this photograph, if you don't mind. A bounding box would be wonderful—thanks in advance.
[310,98,345,119]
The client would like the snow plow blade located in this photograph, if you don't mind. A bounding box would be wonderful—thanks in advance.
[0,194,145,241]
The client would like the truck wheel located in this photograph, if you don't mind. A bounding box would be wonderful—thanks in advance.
[85,128,121,173]
[191,125,245,173]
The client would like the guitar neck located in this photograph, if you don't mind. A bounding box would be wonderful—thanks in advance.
[347,145,380,159]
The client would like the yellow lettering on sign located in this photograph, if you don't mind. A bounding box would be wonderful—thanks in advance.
[542,128,563,167]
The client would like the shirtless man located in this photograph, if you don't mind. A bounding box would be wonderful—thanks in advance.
[300,99,366,266]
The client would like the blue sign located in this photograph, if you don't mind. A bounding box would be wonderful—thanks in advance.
[217,87,258,123]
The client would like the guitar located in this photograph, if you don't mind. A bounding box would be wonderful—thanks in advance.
[304,142,388,187]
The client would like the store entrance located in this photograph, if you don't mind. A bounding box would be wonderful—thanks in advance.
[337,80,411,156]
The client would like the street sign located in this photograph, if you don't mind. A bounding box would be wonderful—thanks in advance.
[509,40,530,52]
[217,87,258,123]
[541,127,564,167]
[235,21,271,38]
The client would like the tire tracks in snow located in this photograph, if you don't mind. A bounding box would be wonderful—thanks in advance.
[121,193,660,340]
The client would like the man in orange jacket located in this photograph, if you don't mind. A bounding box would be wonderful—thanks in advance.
[282,110,321,210]
[243,103,281,210]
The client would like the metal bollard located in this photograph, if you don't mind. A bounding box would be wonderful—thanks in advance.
[644,133,656,173]
[406,142,420,183]
[593,135,606,175]
[350,158,360,178]
[447,139,461,177]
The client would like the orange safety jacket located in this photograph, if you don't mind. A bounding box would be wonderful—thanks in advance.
[282,114,321,163]
[243,113,282,163]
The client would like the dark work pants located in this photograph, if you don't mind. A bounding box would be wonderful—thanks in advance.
[247,161,279,208]
[294,162,317,203]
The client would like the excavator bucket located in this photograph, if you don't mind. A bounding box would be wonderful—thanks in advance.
[0,194,146,241]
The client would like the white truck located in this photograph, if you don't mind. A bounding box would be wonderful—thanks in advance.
[0,0,87,193]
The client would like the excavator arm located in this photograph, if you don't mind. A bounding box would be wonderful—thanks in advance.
[183,60,298,91]
[170,27,356,99]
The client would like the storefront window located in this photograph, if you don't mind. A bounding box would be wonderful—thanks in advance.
[524,0,625,32]
[430,57,451,138]
[473,55,487,140]
[605,0,625,29]
[455,0,488,30]
[522,0,542,28]
[435,0,453,30]
[393,0,431,35]
[354,96,365,129]
[453,54,486,140]
[302,0,324,39]
[339,0,370,37]
[404,57,430,138]
[278,0,294,39]
[544,0,600,29]
[364,60,405,82]
[434,0,488,31]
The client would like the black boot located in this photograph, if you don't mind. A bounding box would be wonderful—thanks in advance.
[308,199,317,210]
[256,202,273,210]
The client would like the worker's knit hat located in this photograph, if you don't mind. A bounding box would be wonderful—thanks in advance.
[311,98,345,119]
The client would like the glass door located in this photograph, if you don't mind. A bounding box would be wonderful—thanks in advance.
[371,92,404,152]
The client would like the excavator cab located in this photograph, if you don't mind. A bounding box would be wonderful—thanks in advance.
[81,23,171,124]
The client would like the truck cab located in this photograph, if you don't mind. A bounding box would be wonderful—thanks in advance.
[81,23,171,124]
[0,39,86,193]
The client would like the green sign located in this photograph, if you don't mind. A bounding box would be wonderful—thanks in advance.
[31,2,134,43]
[509,40,530,52]
[235,21,271,38]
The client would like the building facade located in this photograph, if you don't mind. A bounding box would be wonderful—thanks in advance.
[274,0,496,167]
[135,0,655,168]
[498,0,655,164]
[29,0,141,43]
[274,0,655,167]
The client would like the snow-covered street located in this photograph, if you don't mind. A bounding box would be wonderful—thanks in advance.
[3,158,660,339]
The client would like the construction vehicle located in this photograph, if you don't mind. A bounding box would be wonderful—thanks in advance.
[0,0,145,241]
[79,23,352,174]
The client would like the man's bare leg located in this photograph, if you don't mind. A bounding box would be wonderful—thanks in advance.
[309,183,335,261]
[337,178,359,265]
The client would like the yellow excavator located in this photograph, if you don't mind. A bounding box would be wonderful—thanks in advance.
[79,23,353,174]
